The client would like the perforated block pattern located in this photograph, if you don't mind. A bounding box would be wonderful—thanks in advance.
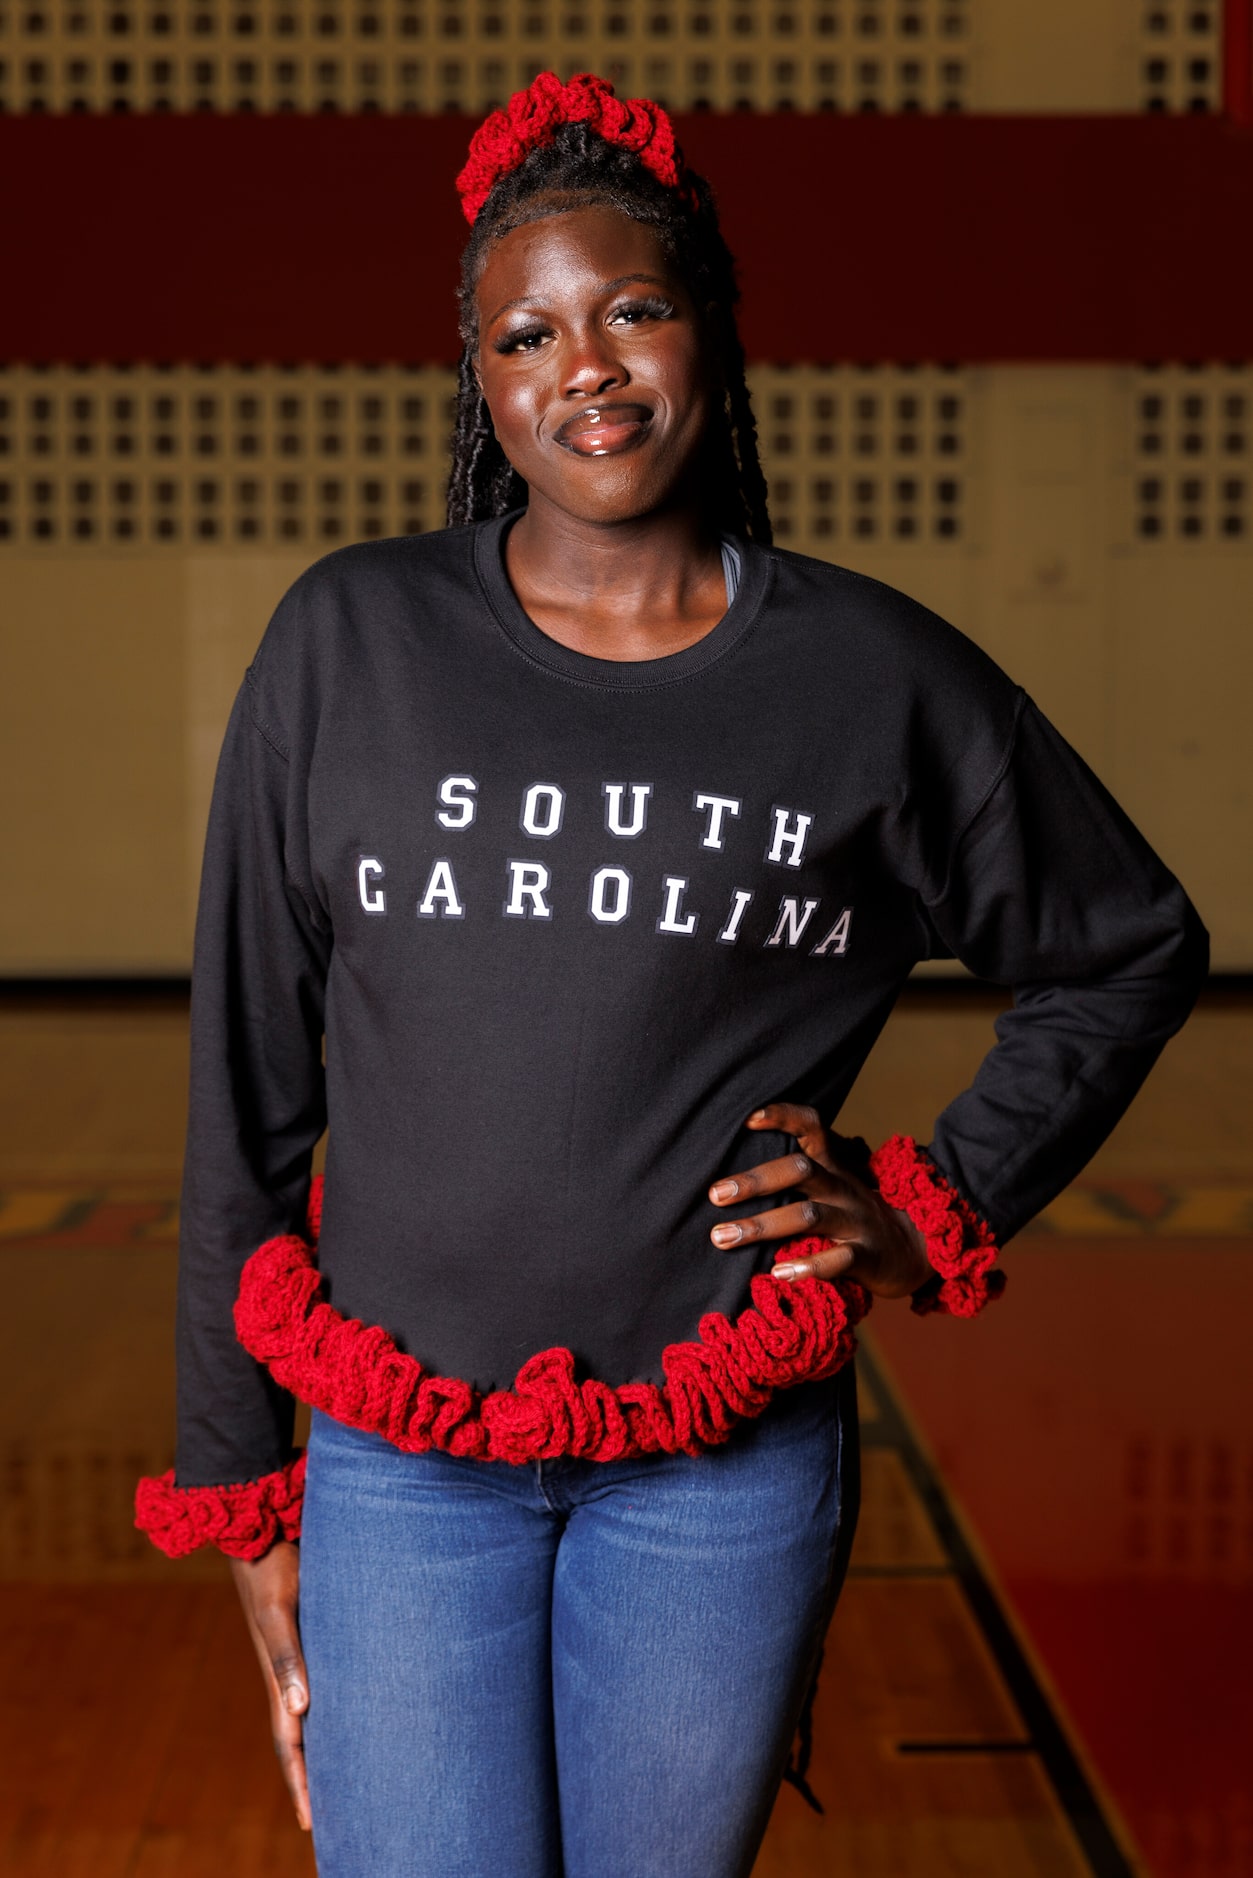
[0,3,1229,117]
[752,363,967,546]
[1129,366,1250,545]
[1137,1,1220,114]
[0,361,972,550]
[0,366,454,545]
[1,0,972,116]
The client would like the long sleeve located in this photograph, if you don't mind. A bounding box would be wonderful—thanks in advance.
[173,671,332,1488]
[919,694,1208,1243]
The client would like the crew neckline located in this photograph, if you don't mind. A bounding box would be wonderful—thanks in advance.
[472,510,771,690]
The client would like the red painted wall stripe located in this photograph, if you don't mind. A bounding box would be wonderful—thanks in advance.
[1,114,1251,363]
[1226,0,1253,126]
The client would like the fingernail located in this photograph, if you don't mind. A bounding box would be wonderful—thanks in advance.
[749,1109,767,1121]
[711,1223,743,1246]
[710,1179,738,1203]
[285,1685,306,1714]
[773,1262,806,1281]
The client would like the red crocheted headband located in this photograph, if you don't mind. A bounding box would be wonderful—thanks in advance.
[456,70,690,225]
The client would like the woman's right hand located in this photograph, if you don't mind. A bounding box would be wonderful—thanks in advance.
[229,1539,312,1831]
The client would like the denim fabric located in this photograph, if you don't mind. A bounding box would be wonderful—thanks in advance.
[301,1365,859,1878]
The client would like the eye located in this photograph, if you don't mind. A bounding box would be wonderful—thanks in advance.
[492,322,551,356]
[607,295,676,328]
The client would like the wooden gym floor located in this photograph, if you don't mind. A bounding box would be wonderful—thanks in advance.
[0,986,1249,1877]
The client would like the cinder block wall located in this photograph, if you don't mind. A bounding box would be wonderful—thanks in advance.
[2,0,1247,970]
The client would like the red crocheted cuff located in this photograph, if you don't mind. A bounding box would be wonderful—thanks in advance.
[868,1135,1006,1318]
[134,1452,306,1561]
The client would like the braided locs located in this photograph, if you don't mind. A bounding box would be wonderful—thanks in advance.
[445,121,772,544]
[450,344,527,520]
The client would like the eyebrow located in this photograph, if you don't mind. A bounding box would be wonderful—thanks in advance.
[484,273,672,329]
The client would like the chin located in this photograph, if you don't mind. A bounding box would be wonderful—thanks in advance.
[568,500,676,530]
[538,467,693,530]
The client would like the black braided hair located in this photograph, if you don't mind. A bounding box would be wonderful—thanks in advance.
[445,120,772,544]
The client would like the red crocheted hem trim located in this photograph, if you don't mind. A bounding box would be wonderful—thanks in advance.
[232,1180,869,1465]
[134,1452,306,1560]
[868,1135,1006,1318]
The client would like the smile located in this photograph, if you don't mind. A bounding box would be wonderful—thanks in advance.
[554,402,654,457]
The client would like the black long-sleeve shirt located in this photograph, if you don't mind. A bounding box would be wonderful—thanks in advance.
[175,516,1208,1488]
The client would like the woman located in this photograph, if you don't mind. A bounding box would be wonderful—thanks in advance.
[136,73,1207,1877]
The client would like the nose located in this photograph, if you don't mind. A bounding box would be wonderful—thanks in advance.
[560,332,629,400]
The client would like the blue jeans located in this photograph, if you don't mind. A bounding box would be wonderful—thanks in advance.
[300,1366,859,1878]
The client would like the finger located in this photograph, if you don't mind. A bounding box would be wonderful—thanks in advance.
[710,1196,860,1249]
[267,1640,310,1718]
[229,1548,311,1831]
[708,1151,818,1206]
[746,1103,824,1145]
[249,1593,310,1714]
[746,1103,842,1170]
[250,1633,313,1830]
[773,1241,864,1283]
[272,1702,313,1832]
[247,1607,312,1828]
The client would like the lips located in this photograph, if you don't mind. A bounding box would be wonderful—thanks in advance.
[554,402,654,457]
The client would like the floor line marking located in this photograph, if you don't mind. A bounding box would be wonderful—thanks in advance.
[846,1562,955,1579]
[895,1738,1038,1755]
[859,1340,1140,1878]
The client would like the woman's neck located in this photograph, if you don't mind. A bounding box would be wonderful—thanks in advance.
[504,501,730,662]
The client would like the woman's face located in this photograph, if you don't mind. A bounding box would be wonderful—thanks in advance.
[473,204,717,528]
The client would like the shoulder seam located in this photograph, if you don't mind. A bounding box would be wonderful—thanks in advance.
[242,670,331,936]
[244,669,291,764]
[931,688,1027,907]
